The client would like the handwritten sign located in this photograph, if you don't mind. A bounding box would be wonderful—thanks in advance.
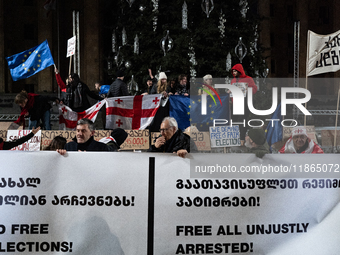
[6,130,41,151]
[66,36,76,57]
[190,131,211,151]
[120,130,149,150]
[41,130,111,149]
[209,125,240,147]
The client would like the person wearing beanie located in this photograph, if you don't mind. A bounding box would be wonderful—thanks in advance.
[99,128,128,151]
[198,74,218,95]
[245,128,270,158]
[107,69,129,98]
[151,71,169,96]
[279,126,323,154]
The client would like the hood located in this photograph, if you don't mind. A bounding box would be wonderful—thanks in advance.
[231,64,246,78]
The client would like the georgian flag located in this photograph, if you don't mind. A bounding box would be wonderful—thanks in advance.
[106,94,162,130]
[58,100,106,130]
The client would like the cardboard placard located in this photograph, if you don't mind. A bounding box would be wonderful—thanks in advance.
[41,130,111,149]
[190,131,211,151]
[209,125,241,147]
[321,130,340,146]
[120,130,149,151]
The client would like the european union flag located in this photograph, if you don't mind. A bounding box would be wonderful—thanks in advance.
[265,103,283,151]
[169,94,230,132]
[190,94,230,131]
[6,40,54,81]
[169,95,191,130]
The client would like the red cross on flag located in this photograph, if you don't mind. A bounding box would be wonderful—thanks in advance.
[58,100,106,130]
[105,94,162,130]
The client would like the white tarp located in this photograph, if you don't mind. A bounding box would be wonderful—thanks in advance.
[307,29,340,76]
[1,152,340,254]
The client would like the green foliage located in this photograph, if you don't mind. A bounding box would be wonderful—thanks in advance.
[101,0,267,94]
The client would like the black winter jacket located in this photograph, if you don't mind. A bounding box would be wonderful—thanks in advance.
[65,82,101,112]
[149,129,194,153]
[65,136,111,151]
[108,78,129,98]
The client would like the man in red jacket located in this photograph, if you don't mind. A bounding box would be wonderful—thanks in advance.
[279,126,324,154]
[230,64,257,146]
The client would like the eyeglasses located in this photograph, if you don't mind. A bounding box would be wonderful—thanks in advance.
[159,128,170,132]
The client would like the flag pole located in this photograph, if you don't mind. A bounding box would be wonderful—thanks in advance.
[334,84,340,152]
[68,55,72,75]
[304,31,311,127]
[304,77,308,126]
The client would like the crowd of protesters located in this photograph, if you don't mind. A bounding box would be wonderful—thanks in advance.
[5,64,324,157]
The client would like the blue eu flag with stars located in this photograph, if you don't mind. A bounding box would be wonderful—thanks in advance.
[169,94,230,132]
[6,40,55,81]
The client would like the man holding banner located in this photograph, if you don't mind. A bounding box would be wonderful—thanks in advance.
[57,118,110,155]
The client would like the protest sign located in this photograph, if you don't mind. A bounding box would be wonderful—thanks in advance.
[6,129,41,151]
[66,36,76,57]
[190,131,211,151]
[209,125,240,147]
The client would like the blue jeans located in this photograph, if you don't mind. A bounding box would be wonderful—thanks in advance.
[29,110,51,130]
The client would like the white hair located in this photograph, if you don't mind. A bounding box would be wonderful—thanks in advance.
[162,117,178,131]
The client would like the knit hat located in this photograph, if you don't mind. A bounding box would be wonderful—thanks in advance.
[203,74,212,81]
[116,70,124,77]
[158,72,167,80]
[147,76,153,81]
[247,128,266,146]
[111,128,128,148]
[291,126,307,137]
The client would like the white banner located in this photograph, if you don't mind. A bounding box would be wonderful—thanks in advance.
[1,152,340,254]
[0,151,149,254]
[307,29,340,76]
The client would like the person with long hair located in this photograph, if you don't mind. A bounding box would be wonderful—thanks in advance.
[151,72,169,97]
[64,73,102,112]
[44,135,67,150]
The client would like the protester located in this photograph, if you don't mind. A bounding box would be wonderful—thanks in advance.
[279,126,324,154]
[54,67,67,100]
[95,81,110,98]
[175,74,189,96]
[245,128,270,158]
[142,69,157,95]
[64,73,102,112]
[44,135,67,150]
[57,118,110,155]
[230,64,257,146]
[0,126,40,150]
[107,70,129,97]
[14,90,59,130]
[149,117,191,158]
[198,74,219,95]
[99,128,128,151]
[151,72,169,96]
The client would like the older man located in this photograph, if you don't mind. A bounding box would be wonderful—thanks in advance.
[149,117,192,158]
[57,118,110,155]
[279,126,323,154]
